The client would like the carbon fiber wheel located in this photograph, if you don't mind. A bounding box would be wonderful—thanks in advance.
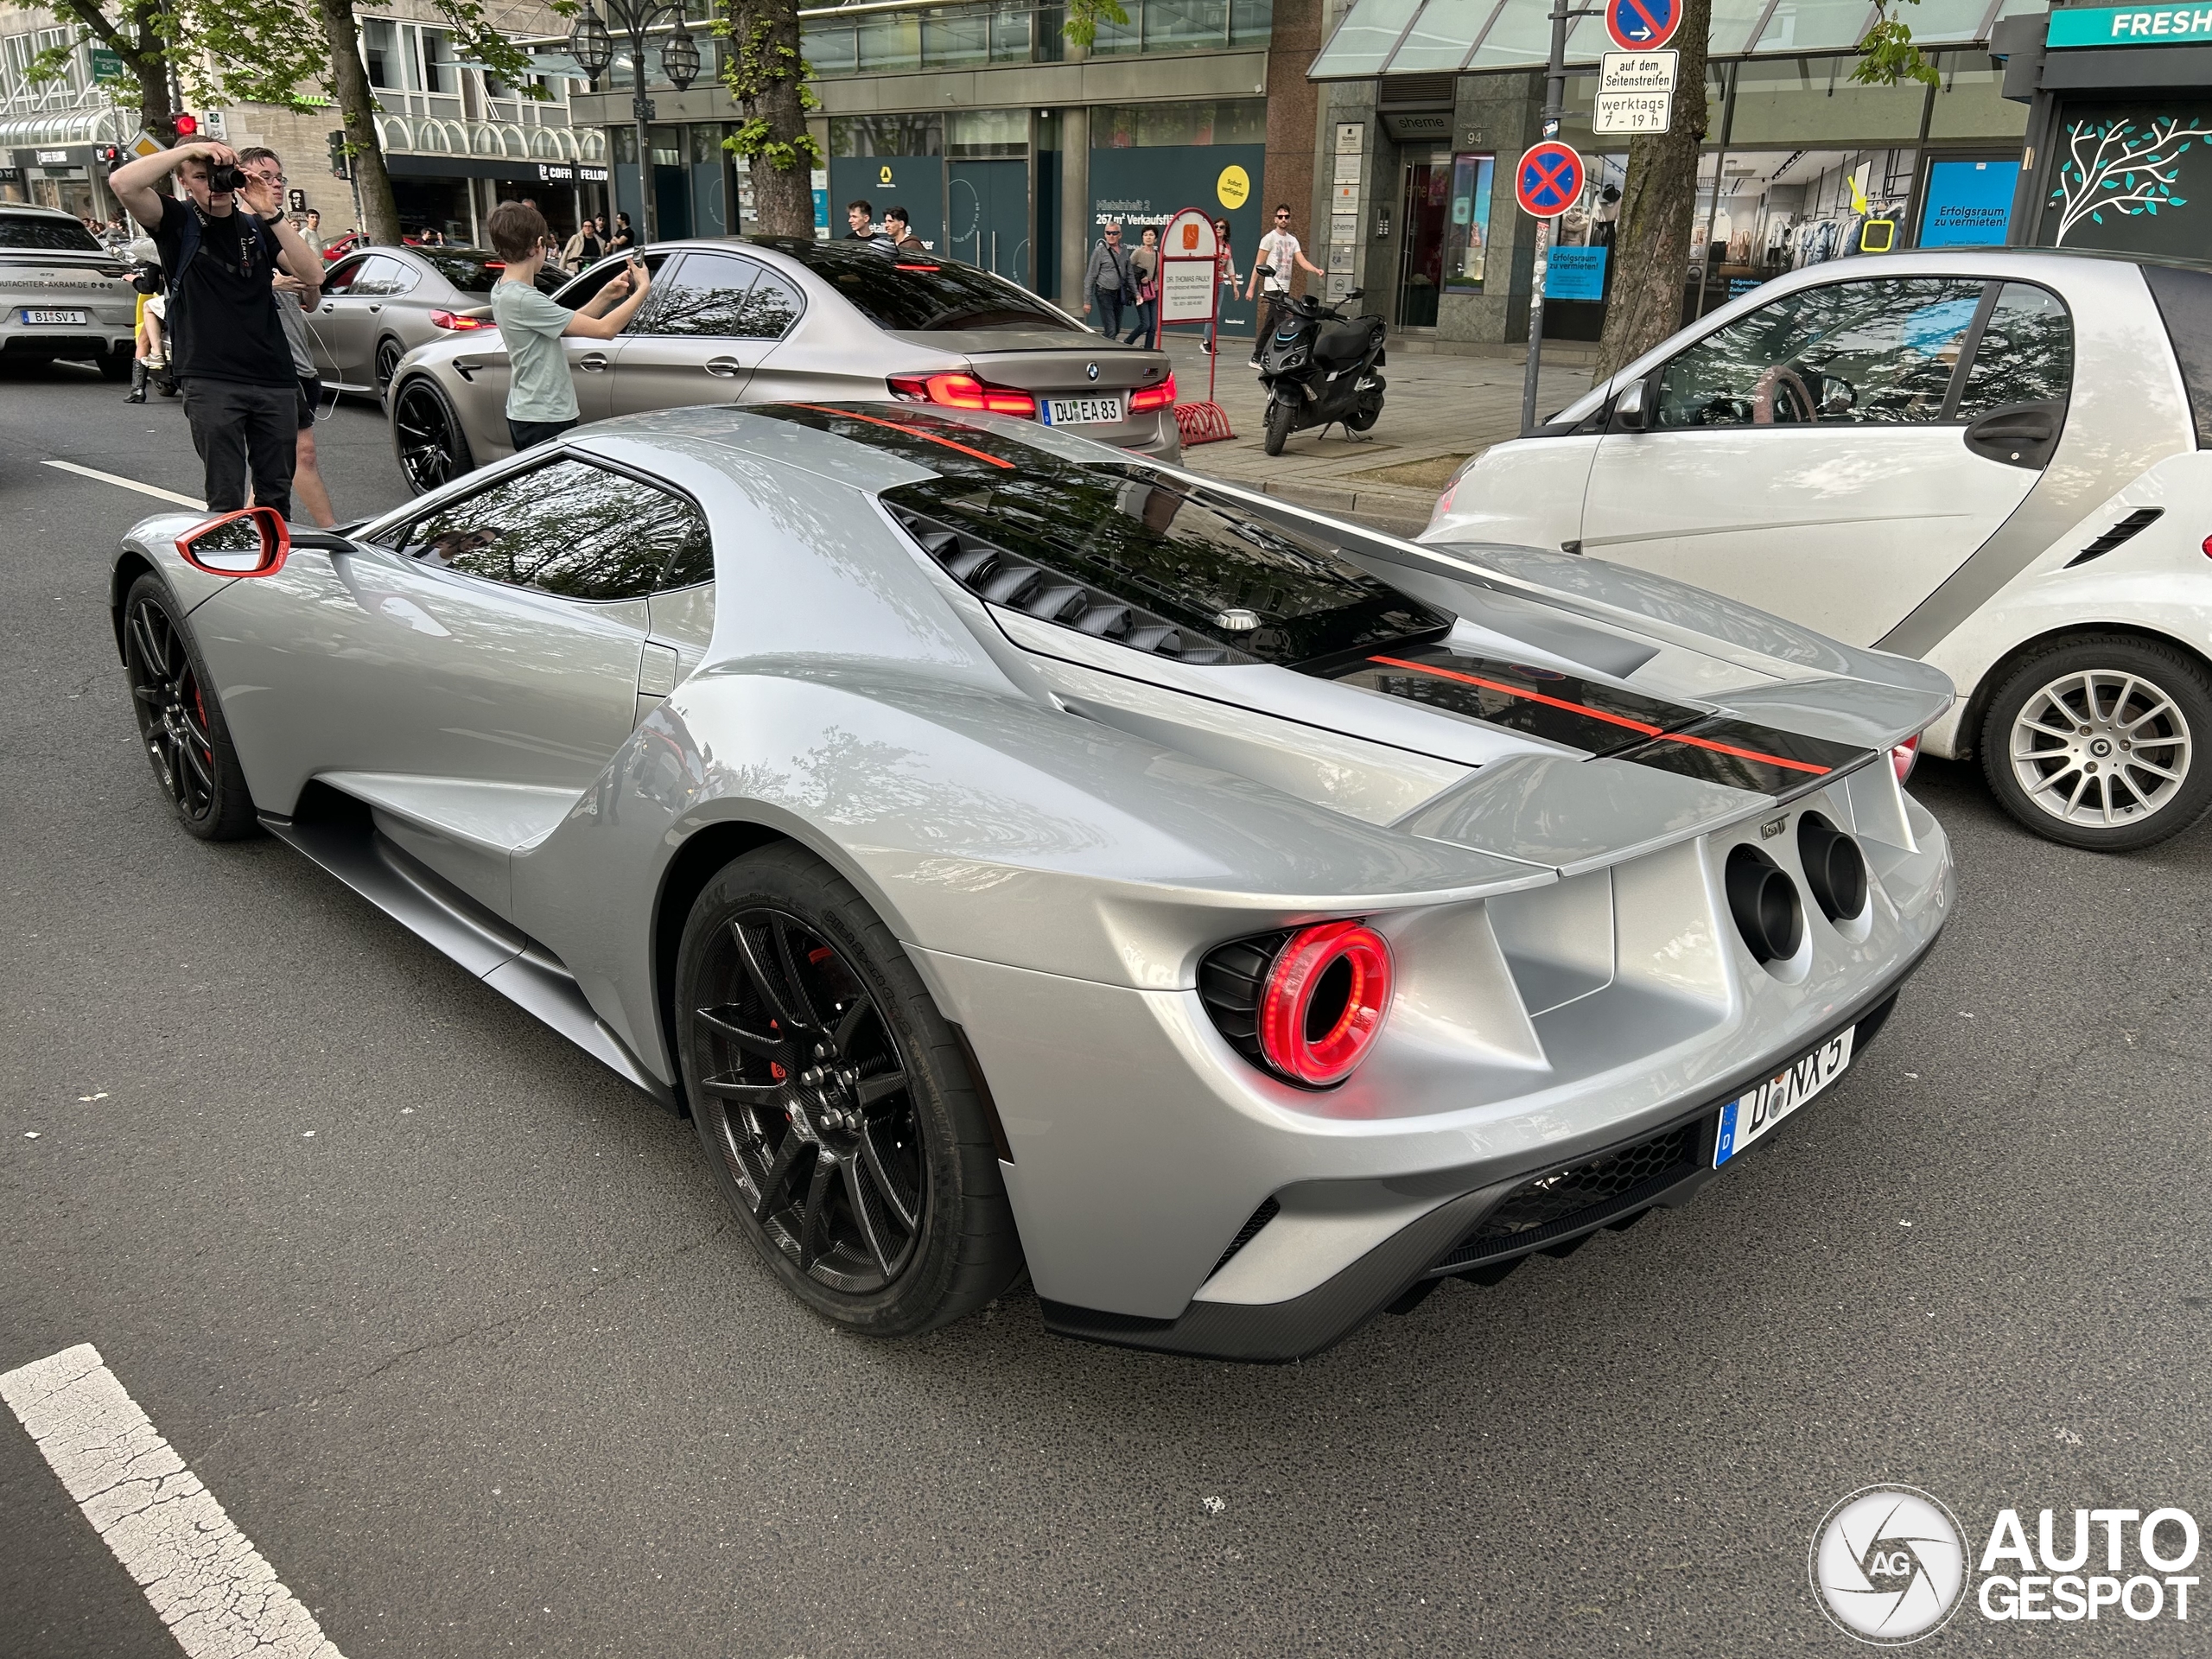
[121,573,257,840]
[676,845,1021,1335]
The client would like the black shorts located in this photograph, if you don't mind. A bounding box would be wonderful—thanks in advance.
[507,416,579,452]
[296,375,321,430]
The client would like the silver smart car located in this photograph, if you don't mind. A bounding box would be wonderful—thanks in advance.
[112,402,1949,1360]
[385,235,1180,493]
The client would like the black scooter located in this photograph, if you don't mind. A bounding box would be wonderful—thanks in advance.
[1252,269,1387,456]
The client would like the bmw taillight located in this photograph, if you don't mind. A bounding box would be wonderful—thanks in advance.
[887,372,1036,416]
[429,309,492,331]
[1891,734,1920,783]
[1129,372,1176,413]
[1255,921,1394,1088]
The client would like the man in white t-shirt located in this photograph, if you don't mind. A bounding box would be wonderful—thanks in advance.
[1244,203,1325,366]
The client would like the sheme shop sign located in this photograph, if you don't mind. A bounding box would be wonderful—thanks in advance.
[2049,3,2212,44]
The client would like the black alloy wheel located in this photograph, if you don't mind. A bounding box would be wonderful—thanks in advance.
[374,338,404,399]
[391,377,472,496]
[121,573,258,840]
[677,846,1021,1335]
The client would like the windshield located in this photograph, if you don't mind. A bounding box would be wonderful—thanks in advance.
[0,215,104,252]
[747,235,1074,333]
[881,465,1449,665]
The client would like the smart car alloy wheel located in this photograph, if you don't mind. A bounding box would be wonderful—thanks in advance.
[1983,637,2212,851]
[391,378,473,496]
[676,847,1020,1334]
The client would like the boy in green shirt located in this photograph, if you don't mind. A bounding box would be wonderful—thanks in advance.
[486,199,652,452]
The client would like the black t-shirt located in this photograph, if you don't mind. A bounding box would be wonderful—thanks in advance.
[148,198,294,387]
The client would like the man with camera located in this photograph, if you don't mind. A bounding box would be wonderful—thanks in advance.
[107,138,321,521]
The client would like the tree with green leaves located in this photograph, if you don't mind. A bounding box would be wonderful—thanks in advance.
[715,0,1126,238]
[22,0,327,145]
[316,0,572,247]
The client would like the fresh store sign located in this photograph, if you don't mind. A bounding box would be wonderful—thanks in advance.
[2048,4,2212,45]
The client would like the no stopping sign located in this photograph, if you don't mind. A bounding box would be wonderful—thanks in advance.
[1515,142,1586,219]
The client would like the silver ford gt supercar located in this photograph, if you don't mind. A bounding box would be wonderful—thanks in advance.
[110,404,1955,1361]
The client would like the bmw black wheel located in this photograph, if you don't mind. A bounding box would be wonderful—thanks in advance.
[391,377,472,496]
[374,338,403,400]
[121,573,258,840]
[676,845,1021,1335]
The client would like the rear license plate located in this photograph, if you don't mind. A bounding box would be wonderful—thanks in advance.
[22,308,88,325]
[1042,394,1123,426]
[1713,1027,1855,1167]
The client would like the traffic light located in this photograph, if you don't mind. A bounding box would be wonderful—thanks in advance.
[173,112,197,137]
[326,129,350,181]
[94,143,123,168]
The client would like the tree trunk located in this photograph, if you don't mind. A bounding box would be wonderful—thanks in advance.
[726,0,817,237]
[56,0,172,142]
[316,0,402,245]
[1592,0,1713,383]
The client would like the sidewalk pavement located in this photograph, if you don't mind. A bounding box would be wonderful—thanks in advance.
[1154,331,1599,537]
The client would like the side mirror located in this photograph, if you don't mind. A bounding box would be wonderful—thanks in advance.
[175,506,289,577]
[1255,264,1276,280]
[1345,287,1364,300]
[1819,376,1858,417]
[1612,378,1649,432]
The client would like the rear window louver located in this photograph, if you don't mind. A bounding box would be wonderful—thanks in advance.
[891,505,1255,665]
[2066,507,2164,568]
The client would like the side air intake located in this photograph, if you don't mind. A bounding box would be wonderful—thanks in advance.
[890,505,1255,665]
[2066,507,2164,568]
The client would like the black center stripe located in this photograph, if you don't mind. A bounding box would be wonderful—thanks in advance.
[1320,647,1873,799]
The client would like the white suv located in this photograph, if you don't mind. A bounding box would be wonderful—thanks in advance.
[0,204,136,379]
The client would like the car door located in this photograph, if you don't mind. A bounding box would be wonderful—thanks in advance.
[1580,276,2069,646]
[607,251,802,416]
[310,252,376,385]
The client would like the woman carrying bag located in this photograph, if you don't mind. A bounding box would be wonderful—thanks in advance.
[1202,219,1239,356]
[561,219,603,273]
[1122,226,1160,350]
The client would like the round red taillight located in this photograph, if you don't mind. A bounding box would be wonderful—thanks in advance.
[1257,921,1393,1088]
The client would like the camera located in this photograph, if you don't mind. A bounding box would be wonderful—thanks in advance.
[206,162,245,194]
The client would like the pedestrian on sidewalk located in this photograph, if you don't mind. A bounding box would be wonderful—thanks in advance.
[486,199,652,454]
[1082,222,1131,339]
[1202,218,1239,355]
[105,136,323,519]
[1122,226,1160,350]
[883,207,927,252]
[561,217,602,272]
[1245,203,1325,367]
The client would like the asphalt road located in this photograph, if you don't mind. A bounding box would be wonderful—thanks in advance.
[4,358,2209,1658]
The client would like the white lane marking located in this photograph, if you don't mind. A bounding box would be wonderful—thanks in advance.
[42,459,206,509]
[1,1344,345,1659]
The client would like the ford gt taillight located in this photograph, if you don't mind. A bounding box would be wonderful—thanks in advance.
[429,309,492,331]
[1891,734,1920,783]
[887,372,1036,416]
[1256,921,1394,1088]
[1129,373,1175,413]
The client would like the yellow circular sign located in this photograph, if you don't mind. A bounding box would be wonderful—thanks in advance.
[1217,165,1250,211]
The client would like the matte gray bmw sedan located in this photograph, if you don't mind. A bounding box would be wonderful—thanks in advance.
[385,235,1180,493]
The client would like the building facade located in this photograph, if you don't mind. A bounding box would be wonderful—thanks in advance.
[1306,0,2050,349]
[568,0,1329,333]
[0,2,603,248]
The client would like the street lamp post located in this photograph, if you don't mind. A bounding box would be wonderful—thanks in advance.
[566,0,700,245]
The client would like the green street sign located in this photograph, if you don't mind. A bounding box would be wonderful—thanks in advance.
[89,46,124,79]
[2047,4,2212,47]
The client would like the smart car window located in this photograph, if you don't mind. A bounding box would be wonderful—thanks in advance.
[1654,278,1986,429]
[2143,263,2212,448]
[753,236,1071,332]
[634,252,760,336]
[0,216,103,251]
[1953,283,2073,420]
[883,466,1450,664]
[398,458,696,602]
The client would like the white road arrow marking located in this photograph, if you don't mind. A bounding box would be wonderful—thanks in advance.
[2,1343,344,1659]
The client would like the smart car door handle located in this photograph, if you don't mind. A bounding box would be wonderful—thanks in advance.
[704,357,741,378]
[367,303,381,313]
[579,353,608,372]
